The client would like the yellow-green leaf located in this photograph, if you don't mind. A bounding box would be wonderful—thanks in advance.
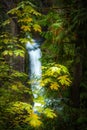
[50,82,60,90]
[21,25,31,32]
[58,75,71,86]
[33,24,41,32]
[29,113,42,127]
[44,108,56,118]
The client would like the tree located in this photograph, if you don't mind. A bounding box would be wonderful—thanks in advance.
[40,0,87,129]
[0,1,58,129]
[0,1,42,129]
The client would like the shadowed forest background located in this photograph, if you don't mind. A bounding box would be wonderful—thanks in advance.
[0,0,87,130]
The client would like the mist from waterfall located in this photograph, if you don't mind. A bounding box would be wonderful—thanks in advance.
[26,38,44,112]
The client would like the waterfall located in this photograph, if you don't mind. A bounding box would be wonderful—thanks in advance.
[26,38,44,112]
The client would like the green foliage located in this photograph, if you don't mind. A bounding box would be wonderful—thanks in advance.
[41,10,76,68]
[0,1,43,129]
[41,63,71,91]
[28,113,42,127]
[43,108,56,119]
[0,2,58,129]
[0,0,87,130]
[6,1,42,34]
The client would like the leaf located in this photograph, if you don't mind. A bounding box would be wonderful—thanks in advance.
[58,75,71,86]
[18,18,33,23]
[33,24,41,32]
[19,38,29,43]
[50,66,61,75]
[14,49,25,57]
[28,113,42,127]
[44,108,56,118]
[50,82,60,90]
[21,25,31,32]
[2,19,11,26]
[2,50,13,56]
[8,8,18,15]
[3,39,10,44]
[29,9,41,16]
[8,51,13,56]
[7,101,32,115]
[51,22,63,29]
[2,50,9,55]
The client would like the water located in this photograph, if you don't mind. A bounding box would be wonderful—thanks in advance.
[26,38,44,112]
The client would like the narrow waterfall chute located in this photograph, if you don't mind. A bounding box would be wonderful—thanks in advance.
[26,38,45,112]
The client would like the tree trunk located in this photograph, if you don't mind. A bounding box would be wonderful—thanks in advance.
[71,40,82,108]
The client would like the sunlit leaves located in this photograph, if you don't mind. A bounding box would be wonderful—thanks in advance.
[21,24,42,32]
[7,7,19,15]
[29,8,41,16]
[28,113,42,127]
[2,49,25,57]
[41,63,71,91]
[11,70,28,79]
[6,101,34,127]
[0,33,26,58]
[33,24,42,32]
[43,108,56,118]
[19,38,29,43]
[2,50,13,56]
[50,82,59,90]
[21,25,31,32]
[14,49,25,57]
[1,36,17,44]
[7,101,32,114]
[58,75,72,86]
[10,81,30,94]
[18,18,33,23]
[7,1,42,33]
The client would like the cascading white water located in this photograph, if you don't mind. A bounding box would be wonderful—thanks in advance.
[26,38,44,112]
